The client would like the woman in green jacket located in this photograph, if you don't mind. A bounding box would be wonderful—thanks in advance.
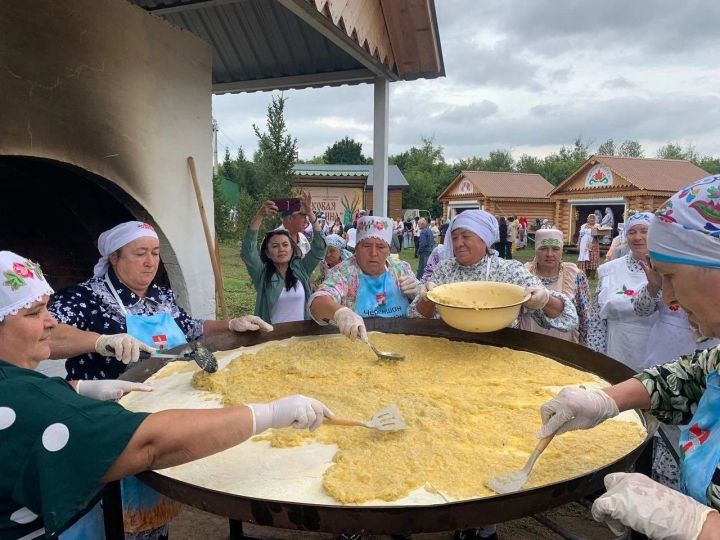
[242,194,326,323]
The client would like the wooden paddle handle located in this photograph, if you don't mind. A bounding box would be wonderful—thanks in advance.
[187,156,228,319]
[535,433,555,454]
[325,417,366,427]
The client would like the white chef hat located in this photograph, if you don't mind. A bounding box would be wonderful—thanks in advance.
[356,216,394,246]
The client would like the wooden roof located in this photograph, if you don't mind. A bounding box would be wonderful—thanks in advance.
[550,155,710,196]
[131,0,445,92]
[438,171,554,201]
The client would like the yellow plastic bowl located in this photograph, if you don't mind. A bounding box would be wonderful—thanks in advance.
[427,281,531,333]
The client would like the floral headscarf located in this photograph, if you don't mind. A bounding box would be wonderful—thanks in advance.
[0,251,54,321]
[649,175,720,268]
[626,212,652,231]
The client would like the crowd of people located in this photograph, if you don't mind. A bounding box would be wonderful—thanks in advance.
[5,176,720,539]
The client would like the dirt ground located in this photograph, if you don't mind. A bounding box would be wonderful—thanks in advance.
[169,501,615,540]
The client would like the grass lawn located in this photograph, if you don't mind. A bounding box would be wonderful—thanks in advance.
[219,241,595,317]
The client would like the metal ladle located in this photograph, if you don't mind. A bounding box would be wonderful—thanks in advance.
[365,338,404,362]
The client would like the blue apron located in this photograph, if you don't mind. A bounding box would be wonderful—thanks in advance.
[58,501,105,539]
[354,269,409,318]
[106,276,185,536]
[678,370,720,504]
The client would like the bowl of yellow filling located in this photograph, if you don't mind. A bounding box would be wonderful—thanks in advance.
[427,281,530,332]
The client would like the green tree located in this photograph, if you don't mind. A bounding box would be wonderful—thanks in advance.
[212,171,234,241]
[539,137,590,185]
[455,156,486,171]
[696,156,720,174]
[656,143,688,160]
[483,150,514,171]
[515,154,544,174]
[390,137,453,217]
[322,136,369,164]
[252,94,298,199]
[597,138,616,156]
[618,139,644,157]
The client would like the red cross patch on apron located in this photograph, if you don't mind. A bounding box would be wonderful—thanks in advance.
[152,334,168,350]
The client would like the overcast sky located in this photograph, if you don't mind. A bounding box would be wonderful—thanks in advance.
[212,0,720,164]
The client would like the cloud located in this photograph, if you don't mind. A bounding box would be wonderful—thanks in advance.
[449,43,545,91]
[211,1,720,164]
[602,77,634,89]
[456,0,720,61]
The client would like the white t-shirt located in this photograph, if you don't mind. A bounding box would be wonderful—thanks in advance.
[270,282,305,324]
[346,228,357,248]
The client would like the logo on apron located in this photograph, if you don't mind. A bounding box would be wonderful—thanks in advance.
[152,334,168,350]
[375,292,387,306]
[681,423,711,457]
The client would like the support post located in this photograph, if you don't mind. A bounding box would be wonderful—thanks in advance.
[372,76,389,217]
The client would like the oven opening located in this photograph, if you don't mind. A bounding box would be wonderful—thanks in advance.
[0,155,167,290]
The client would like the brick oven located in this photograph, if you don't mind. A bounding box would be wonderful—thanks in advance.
[0,0,217,318]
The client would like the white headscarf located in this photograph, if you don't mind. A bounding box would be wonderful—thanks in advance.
[442,210,500,258]
[649,175,720,268]
[0,251,54,322]
[93,221,159,277]
[355,216,394,246]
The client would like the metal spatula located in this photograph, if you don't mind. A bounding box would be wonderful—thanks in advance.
[108,342,218,373]
[486,434,555,494]
[325,405,408,432]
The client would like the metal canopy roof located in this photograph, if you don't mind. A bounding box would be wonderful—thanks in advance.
[129,0,444,93]
[293,163,409,188]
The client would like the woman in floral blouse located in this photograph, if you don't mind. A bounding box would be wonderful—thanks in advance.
[410,210,578,333]
[585,212,654,371]
[309,216,420,342]
[519,228,591,344]
[537,175,720,540]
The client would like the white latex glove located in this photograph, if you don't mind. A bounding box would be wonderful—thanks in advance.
[95,334,155,364]
[399,275,420,299]
[538,387,619,438]
[229,315,274,332]
[76,380,153,401]
[419,281,437,301]
[248,394,335,435]
[524,286,551,310]
[592,472,716,539]
[332,307,368,342]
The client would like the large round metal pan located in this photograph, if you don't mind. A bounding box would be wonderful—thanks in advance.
[122,318,657,534]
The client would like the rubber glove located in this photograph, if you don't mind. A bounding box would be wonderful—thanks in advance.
[248,394,335,435]
[398,275,420,298]
[524,286,551,310]
[332,307,368,342]
[76,380,153,401]
[419,281,437,301]
[95,334,154,364]
[592,472,717,539]
[229,315,273,332]
[538,387,619,438]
